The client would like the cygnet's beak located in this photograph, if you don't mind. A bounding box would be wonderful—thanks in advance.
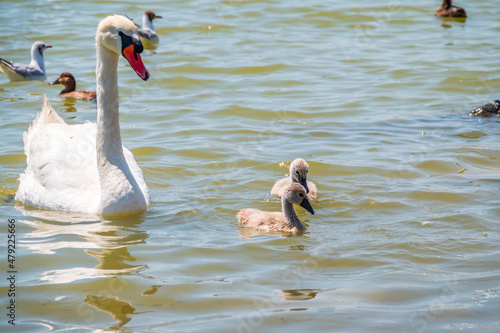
[299,177,309,194]
[300,197,314,215]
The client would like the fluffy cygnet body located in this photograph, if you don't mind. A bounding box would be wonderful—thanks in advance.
[238,183,314,233]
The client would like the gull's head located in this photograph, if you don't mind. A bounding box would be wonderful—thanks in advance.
[144,11,162,22]
[32,41,52,56]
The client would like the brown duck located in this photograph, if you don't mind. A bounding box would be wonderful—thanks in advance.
[435,0,466,18]
[50,72,96,101]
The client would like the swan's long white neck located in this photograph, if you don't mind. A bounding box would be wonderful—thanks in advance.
[96,45,122,164]
[29,46,45,73]
[95,42,146,213]
[142,14,155,31]
[282,200,306,231]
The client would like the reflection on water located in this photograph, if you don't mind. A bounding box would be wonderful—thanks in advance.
[280,289,320,301]
[84,294,135,329]
[60,98,78,113]
[15,206,148,329]
[17,205,149,283]
[1,0,500,331]
[142,40,159,52]
[85,247,145,271]
[142,285,162,296]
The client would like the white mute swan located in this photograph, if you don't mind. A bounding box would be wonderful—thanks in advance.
[238,183,315,233]
[0,41,51,81]
[270,158,318,200]
[137,11,162,43]
[15,15,150,215]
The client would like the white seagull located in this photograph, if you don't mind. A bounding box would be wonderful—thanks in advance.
[0,41,52,81]
[137,11,162,43]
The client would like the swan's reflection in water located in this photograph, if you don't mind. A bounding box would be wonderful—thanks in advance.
[17,205,148,328]
[142,285,162,296]
[84,294,135,328]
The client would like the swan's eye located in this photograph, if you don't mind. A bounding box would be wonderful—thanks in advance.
[299,193,304,197]
[295,171,299,175]
[119,31,144,55]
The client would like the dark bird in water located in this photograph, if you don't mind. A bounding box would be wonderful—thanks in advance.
[137,11,162,43]
[50,72,96,101]
[469,100,500,117]
[435,0,467,18]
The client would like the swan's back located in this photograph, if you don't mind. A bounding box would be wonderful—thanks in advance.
[16,96,149,214]
[16,98,101,212]
[29,95,65,126]
[22,96,67,164]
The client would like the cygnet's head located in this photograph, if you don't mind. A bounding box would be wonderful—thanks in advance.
[96,15,149,80]
[281,183,314,215]
[289,158,309,193]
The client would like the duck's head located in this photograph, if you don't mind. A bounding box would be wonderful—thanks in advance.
[145,10,162,21]
[96,15,149,81]
[281,183,314,215]
[289,158,310,193]
[50,72,75,87]
[442,0,452,9]
[32,41,52,56]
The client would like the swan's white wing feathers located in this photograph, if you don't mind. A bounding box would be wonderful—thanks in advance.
[123,147,150,205]
[17,122,101,212]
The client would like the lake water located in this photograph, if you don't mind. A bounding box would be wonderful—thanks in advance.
[0,0,499,332]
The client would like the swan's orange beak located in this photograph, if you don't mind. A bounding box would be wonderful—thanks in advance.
[122,44,149,81]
